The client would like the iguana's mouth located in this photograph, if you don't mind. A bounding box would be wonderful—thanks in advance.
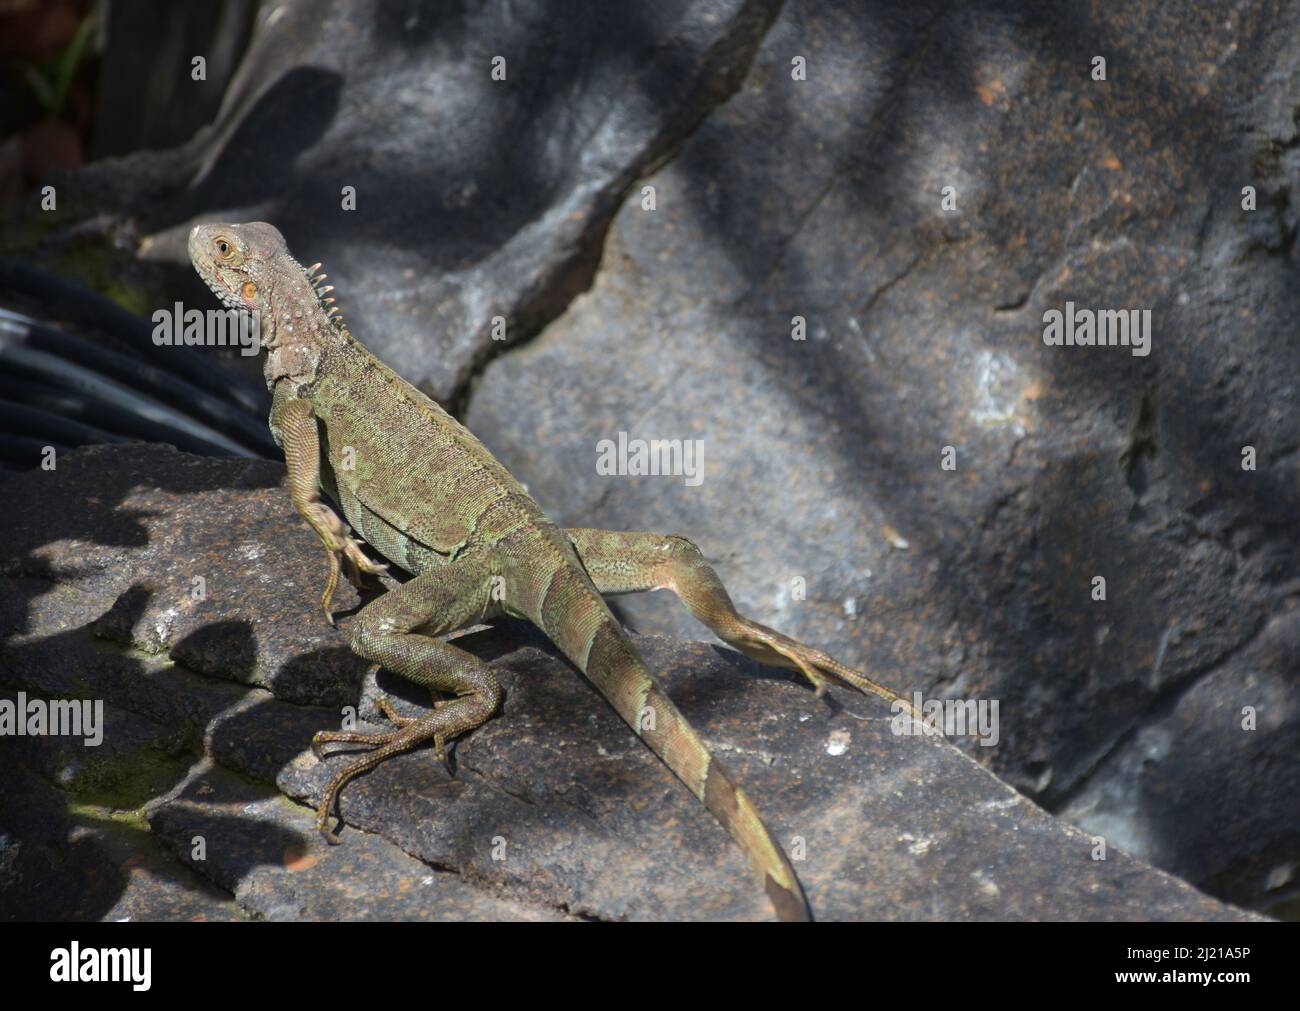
[209,286,245,312]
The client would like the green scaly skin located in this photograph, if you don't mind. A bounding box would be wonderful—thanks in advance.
[188,221,923,922]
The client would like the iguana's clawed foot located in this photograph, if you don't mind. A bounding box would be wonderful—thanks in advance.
[312,720,423,844]
[311,696,474,843]
[727,621,920,718]
[372,693,454,772]
[308,503,388,625]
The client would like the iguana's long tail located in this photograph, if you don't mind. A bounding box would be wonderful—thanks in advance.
[522,543,811,922]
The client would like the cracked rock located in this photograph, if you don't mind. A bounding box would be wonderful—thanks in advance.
[0,444,1261,921]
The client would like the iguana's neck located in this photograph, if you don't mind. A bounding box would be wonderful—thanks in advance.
[259,253,358,390]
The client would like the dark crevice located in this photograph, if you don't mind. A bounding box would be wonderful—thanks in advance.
[993,292,1030,313]
[861,249,927,321]
[557,904,608,923]
[1120,387,1158,503]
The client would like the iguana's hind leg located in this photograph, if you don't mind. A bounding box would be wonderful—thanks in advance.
[566,528,918,716]
[311,562,502,843]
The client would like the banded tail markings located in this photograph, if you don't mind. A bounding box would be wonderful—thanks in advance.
[556,578,812,921]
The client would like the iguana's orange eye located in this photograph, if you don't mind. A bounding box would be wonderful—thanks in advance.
[216,239,232,258]
[242,281,257,300]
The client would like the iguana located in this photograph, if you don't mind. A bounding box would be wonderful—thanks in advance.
[188,221,919,921]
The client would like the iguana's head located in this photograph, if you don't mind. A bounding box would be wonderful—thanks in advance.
[188,221,289,312]
[188,221,344,344]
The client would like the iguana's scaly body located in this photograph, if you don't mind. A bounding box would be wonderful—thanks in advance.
[189,221,919,921]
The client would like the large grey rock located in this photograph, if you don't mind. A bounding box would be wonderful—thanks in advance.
[465,0,1300,915]
[3,0,1295,918]
[0,445,1260,920]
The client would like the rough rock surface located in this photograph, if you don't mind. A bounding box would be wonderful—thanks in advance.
[2,1,1296,917]
[464,0,1300,916]
[0,445,1259,920]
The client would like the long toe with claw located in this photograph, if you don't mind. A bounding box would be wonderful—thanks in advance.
[313,726,411,843]
[725,620,922,719]
[341,534,388,587]
[373,692,416,728]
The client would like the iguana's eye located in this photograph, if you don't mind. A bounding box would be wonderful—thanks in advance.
[216,238,232,258]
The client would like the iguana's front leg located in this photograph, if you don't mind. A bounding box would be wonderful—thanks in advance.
[567,528,919,716]
[312,560,502,842]
[271,385,387,624]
